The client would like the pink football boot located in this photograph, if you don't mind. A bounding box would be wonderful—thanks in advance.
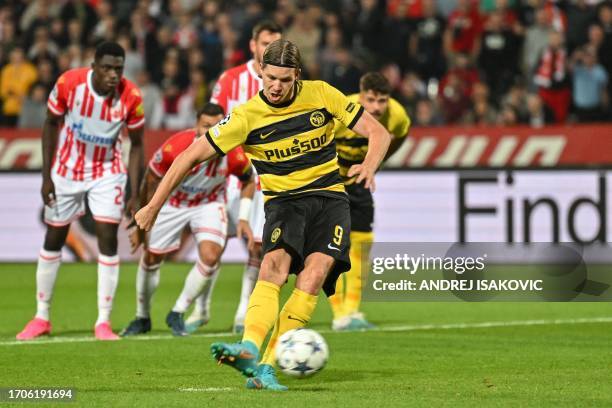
[16,318,52,340]
[94,322,120,341]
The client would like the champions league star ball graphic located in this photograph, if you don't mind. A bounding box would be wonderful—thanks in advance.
[275,328,329,378]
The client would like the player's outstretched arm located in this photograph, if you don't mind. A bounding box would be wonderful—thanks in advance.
[134,136,217,231]
[347,110,392,191]
[125,127,145,218]
[41,110,62,206]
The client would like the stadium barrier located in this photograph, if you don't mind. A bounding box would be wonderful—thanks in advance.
[3,125,612,170]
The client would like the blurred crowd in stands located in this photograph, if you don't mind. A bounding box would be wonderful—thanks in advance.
[0,0,611,129]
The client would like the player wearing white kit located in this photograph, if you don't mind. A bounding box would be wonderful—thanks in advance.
[16,42,145,341]
[185,20,283,334]
[121,103,255,337]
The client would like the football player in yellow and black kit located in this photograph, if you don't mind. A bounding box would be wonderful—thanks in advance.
[134,40,391,391]
[329,72,411,331]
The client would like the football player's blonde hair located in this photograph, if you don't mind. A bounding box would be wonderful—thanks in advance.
[262,39,301,70]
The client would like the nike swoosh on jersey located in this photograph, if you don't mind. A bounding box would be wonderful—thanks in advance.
[260,129,276,140]
[327,243,341,251]
[287,315,307,324]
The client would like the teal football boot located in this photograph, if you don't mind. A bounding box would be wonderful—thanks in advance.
[210,340,259,377]
[246,364,288,391]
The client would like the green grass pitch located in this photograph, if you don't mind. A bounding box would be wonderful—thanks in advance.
[1,263,611,407]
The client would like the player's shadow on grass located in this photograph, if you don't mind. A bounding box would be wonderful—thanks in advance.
[46,329,93,337]
[288,386,332,392]
[292,368,400,387]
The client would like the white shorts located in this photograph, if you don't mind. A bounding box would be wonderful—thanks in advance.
[44,172,127,226]
[148,201,227,254]
[226,176,265,242]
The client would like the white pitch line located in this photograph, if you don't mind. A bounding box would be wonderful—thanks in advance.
[0,330,237,347]
[375,316,612,332]
[1,316,610,347]
[179,387,233,392]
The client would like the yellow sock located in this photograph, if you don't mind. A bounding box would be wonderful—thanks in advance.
[242,280,280,350]
[328,273,345,319]
[261,288,318,366]
[344,231,373,316]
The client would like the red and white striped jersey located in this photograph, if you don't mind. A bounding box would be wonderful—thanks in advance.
[210,59,262,114]
[47,68,145,181]
[210,59,262,192]
[149,129,251,208]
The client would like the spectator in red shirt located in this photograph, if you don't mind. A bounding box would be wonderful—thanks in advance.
[534,30,571,122]
[438,53,480,123]
[439,71,472,123]
[439,52,480,98]
[387,0,424,20]
[444,0,482,59]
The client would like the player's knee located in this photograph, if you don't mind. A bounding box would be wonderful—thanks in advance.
[97,232,118,256]
[198,241,223,266]
[259,250,290,283]
[98,242,117,256]
[298,254,334,293]
[143,251,164,266]
[305,253,335,273]
[95,223,118,256]
[199,252,219,267]
[43,225,69,251]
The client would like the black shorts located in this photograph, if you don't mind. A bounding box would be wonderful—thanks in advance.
[262,194,351,296]
[345,182,374,233]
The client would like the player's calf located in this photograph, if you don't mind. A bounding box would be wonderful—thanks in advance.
[233,253,261,334]
[122,253,162,336]
[95,254,120,339]
[43,225,70,252]
[17,245,63,340]
[172,252,221,334]
[182,240,223,333]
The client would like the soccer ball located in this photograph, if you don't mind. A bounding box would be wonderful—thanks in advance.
[275,328,329,378]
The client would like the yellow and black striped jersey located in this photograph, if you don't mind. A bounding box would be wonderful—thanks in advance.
[334,94,410,184]
[205,80,364,202]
